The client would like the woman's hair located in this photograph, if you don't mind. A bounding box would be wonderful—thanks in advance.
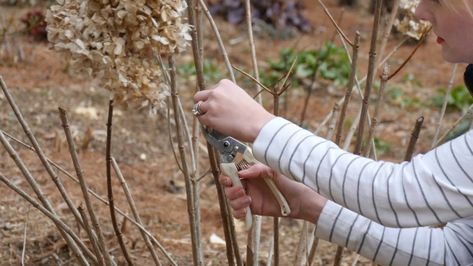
[440,0,473,17]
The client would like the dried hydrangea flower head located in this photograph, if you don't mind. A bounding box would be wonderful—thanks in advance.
[46,0,191,111]
[395,0,430,40]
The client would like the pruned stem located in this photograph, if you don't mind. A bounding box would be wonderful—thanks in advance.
[106,100,134,266]
[111,158,162,266]
[404,116,424,161]
[59,107,112,266]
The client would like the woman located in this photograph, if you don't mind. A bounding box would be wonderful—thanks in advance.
[194,0,473,264]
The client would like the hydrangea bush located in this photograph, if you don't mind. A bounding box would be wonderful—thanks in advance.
[46,0,191,111]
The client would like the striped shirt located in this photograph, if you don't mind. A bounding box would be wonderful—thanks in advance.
[252,117,473,265]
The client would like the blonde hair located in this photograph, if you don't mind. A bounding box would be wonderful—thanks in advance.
[439,0,473,17]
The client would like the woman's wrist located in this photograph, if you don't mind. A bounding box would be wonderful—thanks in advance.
[249,112,275,142]
[298,187,327,222]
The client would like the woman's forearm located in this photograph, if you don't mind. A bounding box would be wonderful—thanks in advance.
[253,117,473,227]
[316,201,473,265]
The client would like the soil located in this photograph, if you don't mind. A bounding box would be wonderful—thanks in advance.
[0,1,468,265]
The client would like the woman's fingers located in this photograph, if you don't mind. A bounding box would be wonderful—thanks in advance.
[239,163,274,180]
[219,175,232,187]
[229,195,251,211]
[233,208,247,219]
[225,186,246,200]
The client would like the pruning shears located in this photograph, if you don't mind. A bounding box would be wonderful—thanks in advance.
[203,127,291,230]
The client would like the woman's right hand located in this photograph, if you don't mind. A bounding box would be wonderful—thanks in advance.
[219,163,327,222]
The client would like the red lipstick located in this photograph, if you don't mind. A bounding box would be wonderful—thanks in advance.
[436,36,445,44]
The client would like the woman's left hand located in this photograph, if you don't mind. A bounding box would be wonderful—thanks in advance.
[194,79,274,143]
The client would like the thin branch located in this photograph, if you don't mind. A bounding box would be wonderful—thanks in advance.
[169,56,203,266]
[233,65,273,95]
[0,173,95,265]
[58,107,112,266]
[111,158,162,266]
[0,129,91,265]
[377,0,400,67]
[317,0,353,47]
[354,0,384,155]
[77,205,103,266]
[198,0,236,83]
[364,64,390,157]
[335,32,360,145]
[387,27,431,81]
[0,76,87,237]
[0,130,178,265]
[244,0,263,104]
[404,116,424,161]
[435,104,473,146]
[432,64,458,148]
[106,100,134,266]
[21,207,29,266]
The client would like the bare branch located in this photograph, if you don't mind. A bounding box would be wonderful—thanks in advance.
[111,158,162,266]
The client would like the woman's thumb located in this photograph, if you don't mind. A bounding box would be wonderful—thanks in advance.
[238,164,271,179]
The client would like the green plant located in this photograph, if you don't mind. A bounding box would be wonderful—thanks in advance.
[374,137,391,156]
[177,59,223,84]
[260,42,351,88]
[387,86,421,109]
[431,84,473,112]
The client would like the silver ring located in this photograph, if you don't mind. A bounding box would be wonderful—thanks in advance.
[192,102,203,117]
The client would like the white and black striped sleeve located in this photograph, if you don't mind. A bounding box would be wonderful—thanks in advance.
[252,117,473,227]
[316,201,473,266]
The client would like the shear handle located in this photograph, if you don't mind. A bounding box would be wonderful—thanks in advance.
[241,149,291,217]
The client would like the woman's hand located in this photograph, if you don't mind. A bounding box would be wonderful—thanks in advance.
[219,163,327,222]
[194,79,274,143]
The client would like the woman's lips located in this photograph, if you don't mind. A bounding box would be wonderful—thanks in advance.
[437,36,445,44]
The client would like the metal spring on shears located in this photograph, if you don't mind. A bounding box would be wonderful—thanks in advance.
[236,160,252,171]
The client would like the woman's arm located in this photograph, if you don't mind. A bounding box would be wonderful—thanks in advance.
[318,201,473,266]
[253,117,473,227]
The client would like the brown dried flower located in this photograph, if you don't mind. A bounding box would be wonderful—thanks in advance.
[395,0,430,40]
[46,0,191,111]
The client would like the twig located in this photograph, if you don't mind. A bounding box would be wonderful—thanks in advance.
[106,100,134,266]
[0,76,89,255]
[435,104,473,146]
[432,64,458,147]
[0,130,177,265]
[111,158,162,266]
[335,32,360,145]
[58,107,112,266]
[333,247,344,266]
[186,0,241,263]
[363,64,389,157]
[169,56,203,266]
[317,0,353,47]
[21,207,29,266]
[354,0,384,155]
[198,0,236,83]
[387,27,431,81]
[404,116,424,161]
[244,0,262,105]
[299,64,320,126]
[0,130,91,265]
[377,0,400,67]
[0,173,95,265]
[77,205,103,266]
